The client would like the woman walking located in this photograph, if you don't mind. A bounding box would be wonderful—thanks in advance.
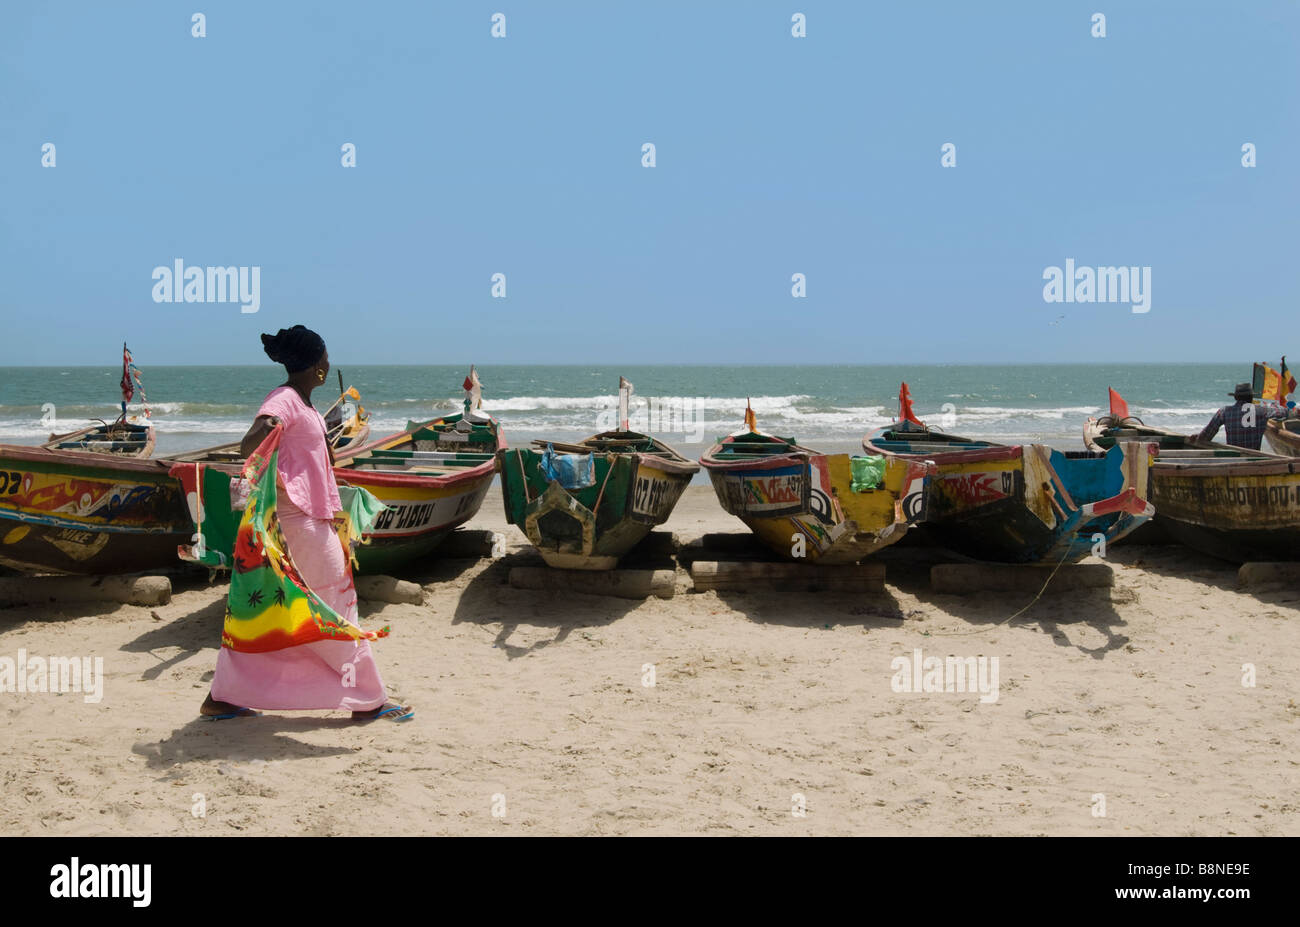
[200,325,412,723]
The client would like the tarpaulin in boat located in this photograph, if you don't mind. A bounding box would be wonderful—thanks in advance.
[539,443,596,489]
[850,455,886,492]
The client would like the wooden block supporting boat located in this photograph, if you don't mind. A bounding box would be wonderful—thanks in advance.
[930,562,1113,594]
[867,384,1157,564]
[689,560,885,592]
[508,566,677,599]
[1237,562,1300,587]
[701,402,931,565]
[0,573,171,607]
[436,529,507,559]
[354,574,425,604]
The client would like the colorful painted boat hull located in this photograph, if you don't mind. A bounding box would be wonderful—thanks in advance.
[0,445,190,574]
[702,450,930,564]
[1148,455,1300,562]
[498,434,698,569]
[866,429,1157,563]
[331,414,505,573]
[1265,419,1300,458]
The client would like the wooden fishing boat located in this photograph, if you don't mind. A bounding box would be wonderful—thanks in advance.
[1083,413,1185,452]
[865,384,1156,563]
[1145,447,1300,562]
[169,371,503,574]
[1081,389,1300,560]
[1082,385,1187,452]
[497,378,698,569]
[701,404,931,564]
[333,408,504,573]
[38,343,157,458]
[0,444,191,574]
[1265,418,1300,458]
[41,419,155,457]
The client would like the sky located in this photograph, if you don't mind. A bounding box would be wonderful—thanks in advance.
[1,1,1296,366]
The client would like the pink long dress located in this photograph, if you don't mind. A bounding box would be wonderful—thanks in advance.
[209,386,387,711]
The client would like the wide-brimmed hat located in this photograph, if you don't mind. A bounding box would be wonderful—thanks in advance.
[1230,382,1254,400]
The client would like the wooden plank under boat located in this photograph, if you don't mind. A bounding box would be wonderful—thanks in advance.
[867,384,1156,563]
[1265,418,1300,458]
[701,405,931,564]
[498,431,698,570]
[0,444,190,574]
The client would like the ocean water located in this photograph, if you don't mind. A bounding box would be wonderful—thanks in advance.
[0,364,1251,474]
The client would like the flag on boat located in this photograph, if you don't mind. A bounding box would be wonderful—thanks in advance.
[119,343,150,418]
[898,382,924,427]
[1259,362,1286,402]
[169,428,389,653]
[463,366,483,409]
[1280,356,1297,399]
[618,376,634,430]
[1108,387,1130,420]
[744,398,758,433]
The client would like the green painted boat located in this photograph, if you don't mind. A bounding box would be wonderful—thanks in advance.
[498,430,698,570]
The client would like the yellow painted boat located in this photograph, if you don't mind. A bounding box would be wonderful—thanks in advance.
[700,406,931,564]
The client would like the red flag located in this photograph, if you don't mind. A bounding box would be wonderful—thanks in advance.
[120,344,134,403]
[1108,388,1129,420]
[898,382,923,426]
[1282,357,1297,398]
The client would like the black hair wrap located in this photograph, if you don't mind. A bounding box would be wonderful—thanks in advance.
[260,325,326,374]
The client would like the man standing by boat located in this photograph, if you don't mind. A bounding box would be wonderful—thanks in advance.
[1197,382,1292,451]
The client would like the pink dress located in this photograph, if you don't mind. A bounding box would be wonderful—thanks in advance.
[210,386,387,711]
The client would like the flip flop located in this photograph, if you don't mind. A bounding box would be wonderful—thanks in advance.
[355,703,414,723]
[201,708,261,721]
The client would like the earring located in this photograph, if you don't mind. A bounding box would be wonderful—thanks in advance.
[317,369,326,383]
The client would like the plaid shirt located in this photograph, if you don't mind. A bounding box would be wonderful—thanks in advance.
[1198,401,1290,450]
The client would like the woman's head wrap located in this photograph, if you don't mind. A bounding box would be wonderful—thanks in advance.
[260,325,326,374]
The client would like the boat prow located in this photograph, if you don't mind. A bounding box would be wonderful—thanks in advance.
[703,403,931,564]
[499,429,699,570]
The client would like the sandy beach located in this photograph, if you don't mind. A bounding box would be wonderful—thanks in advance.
[1,484,1296,836]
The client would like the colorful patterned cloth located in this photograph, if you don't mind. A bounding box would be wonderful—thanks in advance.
[171,427,389,653]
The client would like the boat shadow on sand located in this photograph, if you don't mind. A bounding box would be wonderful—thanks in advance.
[688,540,1134,660]
[450,549,663,661]
[880,547,1134,660]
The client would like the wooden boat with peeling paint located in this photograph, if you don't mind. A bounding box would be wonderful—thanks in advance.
[1143,446,1300,562]
[496,377,697,569]
[169,371,505,574]
[498,431,698,570]
[1265,418,1300,458]
[0,444,191,574]
[701,404,931,564]
[41,419,156,458]
[1079,390,1300,561]
[866,384,1157,563]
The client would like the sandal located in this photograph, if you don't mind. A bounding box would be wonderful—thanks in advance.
[202,707,261,721]
[353,702,414,723]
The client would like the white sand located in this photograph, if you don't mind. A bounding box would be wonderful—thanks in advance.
[1,485,1296,835]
